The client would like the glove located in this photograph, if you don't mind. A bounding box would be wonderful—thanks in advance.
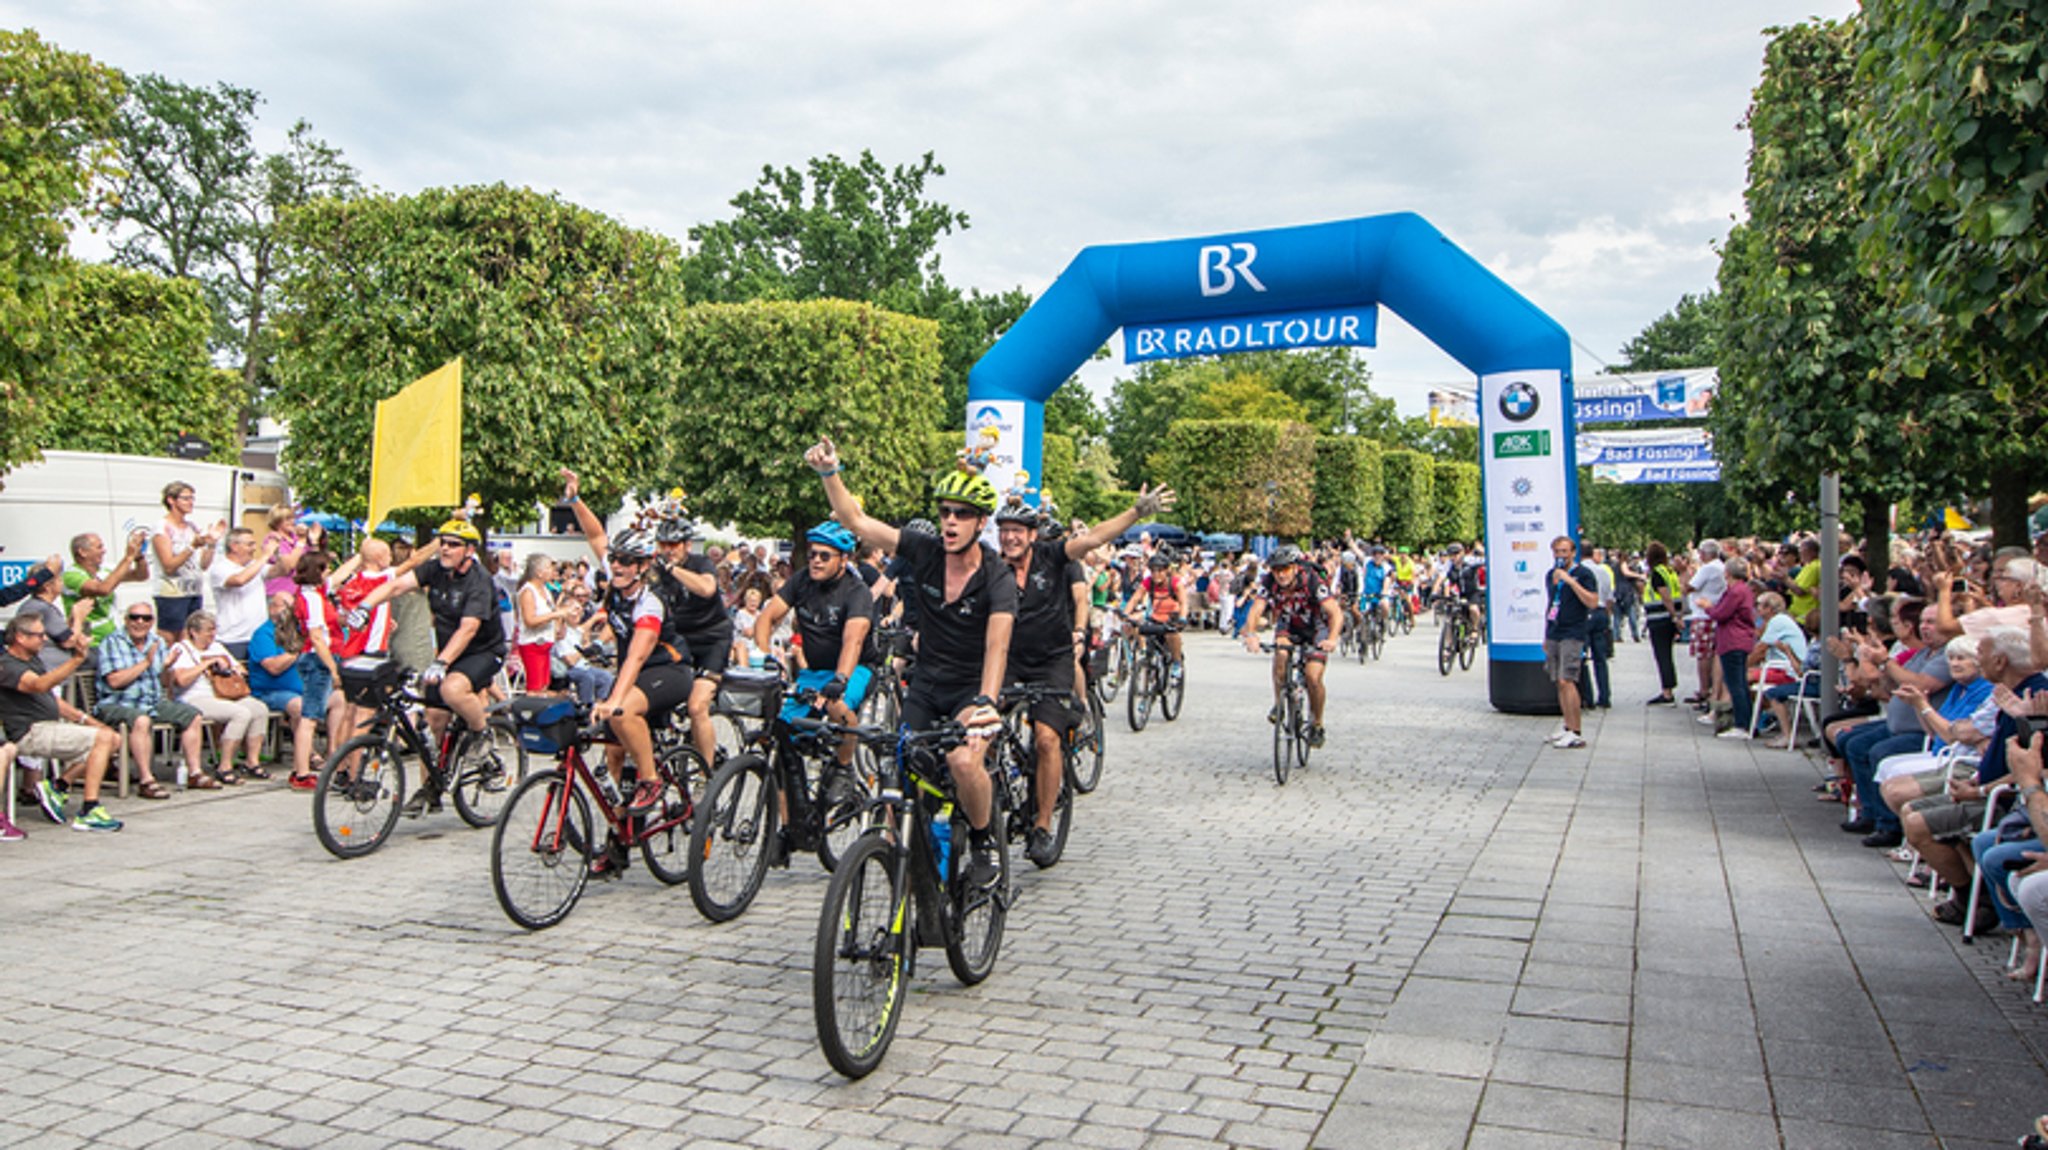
[421,660,448,686]
[819,674,847,702]
[345,606,369,630]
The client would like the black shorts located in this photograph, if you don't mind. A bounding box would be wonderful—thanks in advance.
[1278,623,1330,663]
[1006,657,1078,735]
[630,664,694,725]
[423,650,504,709]
[902,675,980,733]
[682,627,731,680]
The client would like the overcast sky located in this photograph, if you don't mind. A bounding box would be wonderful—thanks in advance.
[13,1,1855,413]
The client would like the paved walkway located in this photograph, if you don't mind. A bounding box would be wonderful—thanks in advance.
[1,624,2043,1149]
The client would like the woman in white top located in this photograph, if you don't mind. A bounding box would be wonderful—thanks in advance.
[151,481,226,644]
[166,610,275,784]
[515,554,579,694]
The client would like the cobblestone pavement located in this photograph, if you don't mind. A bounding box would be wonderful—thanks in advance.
[2,623,2045,1148]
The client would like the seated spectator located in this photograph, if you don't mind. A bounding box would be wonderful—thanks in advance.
[1743,591,1805,731]
[208,527,277,662]
[93,601,206,797]
[552,601,614,707]
[165,611,274,785]
[0,613,123,831]
[62,529,149,644]
[1841,601,1952,846]
[249,593,319,789]
[0,741,19,841]
[1997,725,2048,983]
[1906,627,2046,931]
[1865,636,1997,842]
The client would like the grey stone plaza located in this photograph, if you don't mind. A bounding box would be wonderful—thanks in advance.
[2,626,2042,1148]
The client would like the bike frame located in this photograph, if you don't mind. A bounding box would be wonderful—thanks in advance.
[530,734,691,857]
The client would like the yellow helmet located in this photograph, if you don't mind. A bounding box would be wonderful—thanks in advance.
[435,518,483,544]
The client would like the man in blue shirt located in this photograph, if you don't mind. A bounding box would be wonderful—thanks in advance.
[1544,537,1600,749]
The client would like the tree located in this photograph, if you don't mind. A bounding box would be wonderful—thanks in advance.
[104,75,360,426]
[1183,373,1306,423]
[1617,292,1721,370]
[0,30,124,477]
[1379,450,1437,548]
[269,184,688,526]
[1152,420,1314,535]
[36,261,240,461]
[1431,460,1481,542]
[1715,19,1926,568]
[669,300,943,540]
[1106,359,1210,486]
[1044,376,1106,441]
[1858,0,2048,545]
[1312,435,1384,539]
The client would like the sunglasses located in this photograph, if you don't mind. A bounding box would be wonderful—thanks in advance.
[128,613,155,622]
[807,549,840,562]
[438,536,472,548]
[936,504,982,522]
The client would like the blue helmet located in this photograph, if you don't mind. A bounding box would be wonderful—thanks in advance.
[806,521,858,554]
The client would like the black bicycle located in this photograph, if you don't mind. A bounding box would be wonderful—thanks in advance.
[686,668,880,922]
[991,682,1087,869]
[1262,642,1314,785]
[313,661,529,859]
[1437,604,1481,676]
[1071,649,1108,795]
[1124,619,1184,732]
[1360,599,1387,661]
[1391,587,1415,635]
[813,720,1012,1079]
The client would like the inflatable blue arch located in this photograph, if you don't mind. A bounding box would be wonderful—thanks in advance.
[966,211,1577,713]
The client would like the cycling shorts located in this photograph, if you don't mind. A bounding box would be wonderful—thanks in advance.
[421,650,504,710]
[1276,622,1330,663]
[630,663,695,725]
[902,675,980,734]
[779,666,874,723]
[1005,656,1078,735]
[681,627,729,679]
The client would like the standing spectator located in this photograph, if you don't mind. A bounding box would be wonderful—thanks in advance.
[386,537,437,673]
[62,529,150,643]
[150,481,225,644]
[93,601,205,797]
[490,549,519,647]
[0,613,123,830]
[515,553,577,694]
[1615,550,1646,642]
[261,505,307,598]
[165,611,272,783]
[249,593,320,788]
[1686,540,1729,708]
[1578,546,1615,710]
[291,550,350,754]
[1642,542,1684,705]
[1544,537,1599,749]
[1706,556,1760,738]
[208,527,277,662]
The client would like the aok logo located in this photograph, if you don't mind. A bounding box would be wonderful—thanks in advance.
[1493,430,1551,459]
[1199,243,1266,297]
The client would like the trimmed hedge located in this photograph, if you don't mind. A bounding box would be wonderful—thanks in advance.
[1379,449,1436,548]
[1154,418,1316,535]
[1431,459,1482,543]
[1312,435,1385,539]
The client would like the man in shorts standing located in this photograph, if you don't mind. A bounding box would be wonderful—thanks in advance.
[1545,536,1600,749]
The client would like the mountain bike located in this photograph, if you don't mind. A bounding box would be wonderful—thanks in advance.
[813,720,1012,1079]
[313,661,529,859]
[1390,587,1415,635]
[1124,619,1183,732]
[1071,650,1108,795]
[1361,601,1387,661]
[488,698,705,930]
[1437,604,1481,676]
[1262,642,1314,785]
[686,668,880,922]
[1093,613,1133,705]
[991,682,1083,869]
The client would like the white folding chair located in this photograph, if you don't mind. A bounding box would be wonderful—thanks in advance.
[1783,669,1823,751]
[1963,784,2015,943]
[1749,652,1801,739]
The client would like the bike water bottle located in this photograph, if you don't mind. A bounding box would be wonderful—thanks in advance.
[932,802,954,877]
[593,761,623,807]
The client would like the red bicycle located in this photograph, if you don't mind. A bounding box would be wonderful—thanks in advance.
[489,697,705,930]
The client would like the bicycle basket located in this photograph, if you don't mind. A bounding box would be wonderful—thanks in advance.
[338,660,405,706]
[715,667,783,719]
[507,696,579,755]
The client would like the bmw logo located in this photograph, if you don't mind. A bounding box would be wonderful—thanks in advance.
[1499,382,1540,423]
[1511,477,1532,497]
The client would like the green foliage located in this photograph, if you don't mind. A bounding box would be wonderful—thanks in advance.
[671,300,942,537]
[1106,348,1382,485]
[1184,372,1307,423]
[1378,449,1437,549]
[1430,459,1481,543]
[1044,376,1107,441]
[0,30,124,477]
[1311,435,1384,539]
[1039,431,1077,513]
[270,184,688,527]
[1579,472,1745,551]
[35,261,238,460]
[1153,420,1315,535]
[1617,292,1721,370]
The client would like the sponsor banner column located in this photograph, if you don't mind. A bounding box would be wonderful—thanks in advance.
[1480,369,1571,651]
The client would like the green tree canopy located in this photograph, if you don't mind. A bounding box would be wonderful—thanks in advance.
[0,30,124,477]
[1105,348,1383,486]
[1153,419,1314,535]
[1311,435,1384,539]
[1617,291,1721,371]
[269,183,687,526]
[1184,372,1307,423]
[1378,449,1437,549]
[1430,459,1481,543]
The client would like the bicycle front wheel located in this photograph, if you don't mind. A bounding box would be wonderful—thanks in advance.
[451,718,529,828]
[1294,686,1313,769]
[313,736,404,859]
[1160,657,1184,722]
[687,752,777,923]
[1097,637,1125,703]
[944,807,1010,986]
[813,833,910,1079]
[491,769,592,931]
[1272,692,1294,785]
[1126,652,1153,732]
[1460,625,1479,670]
[1070,690,1106,795]
[1437,621,1457,676]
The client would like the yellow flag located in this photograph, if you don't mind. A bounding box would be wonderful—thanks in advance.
[1944,506,1973,531]
[366,358,462,529]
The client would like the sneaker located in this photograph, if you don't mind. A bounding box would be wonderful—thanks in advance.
[765,828,793,869]
[400,788,443,819]
[1552,732,1587,749]
[0,813,24,842]
[1861,827,1905,849]
[626,779,663,815]
[1169,662,1183,682]
[1716,728,1752,741]
[1696,712,1719,726]
[1025,827,1056,868]
[588,838,628,880]
[288,773,318,791]
[964,841,1001,889]
[1547,722,1568,743]
[1308,724,1326,749]
[1646,694,1675,706]
[34,778,68,825]
[1267,705,1281,725]
[70,804,123,832]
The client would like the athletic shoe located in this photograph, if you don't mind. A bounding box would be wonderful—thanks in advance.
[0,812,24,842]
[1646,695,1675,706]
[1308,724,1326,749]
[1696,713,1719,726]
[400,787,443,819]
[1025,827,1056,868]
[625,779,663,815]
[965,841,1001,889]
[1716,728,1752,741]
[588,838,628,880]
[1861,827,1905,849]
[1547,723,1568,743]
[34,778,67,825]
[70,804,123,832]
[288,774,318,791]
[1267,705,1282,724]
[1552,732,1587,749]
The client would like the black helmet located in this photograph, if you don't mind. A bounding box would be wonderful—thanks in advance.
[1270,544,1304,568]
[1038,515,1066,541]
[655,516,697,544]
[993,502,1040,527]
[1148,547,1173,569]
[903,518,937,538]
[608,529,657,563]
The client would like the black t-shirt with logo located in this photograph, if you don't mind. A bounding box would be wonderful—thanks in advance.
[655,553,732,640]
[1546,562,1596,641]
[1007,539,1087,670]
[417,559,507,656]
[894,530,1017,686]
[775,566,876,671]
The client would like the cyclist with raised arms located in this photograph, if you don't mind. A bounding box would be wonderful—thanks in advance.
[1241,544,1344,748]
[806,435,1013,887]
[754,520,875,760]
[997,486,1176,866]
[349,518,505,816]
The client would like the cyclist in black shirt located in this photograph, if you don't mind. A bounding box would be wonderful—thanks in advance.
[754,521,876,756]
[807,435,1013,886]
[351,518,506,814]
[1241,544,1344,747]
[996,485,1175,865]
